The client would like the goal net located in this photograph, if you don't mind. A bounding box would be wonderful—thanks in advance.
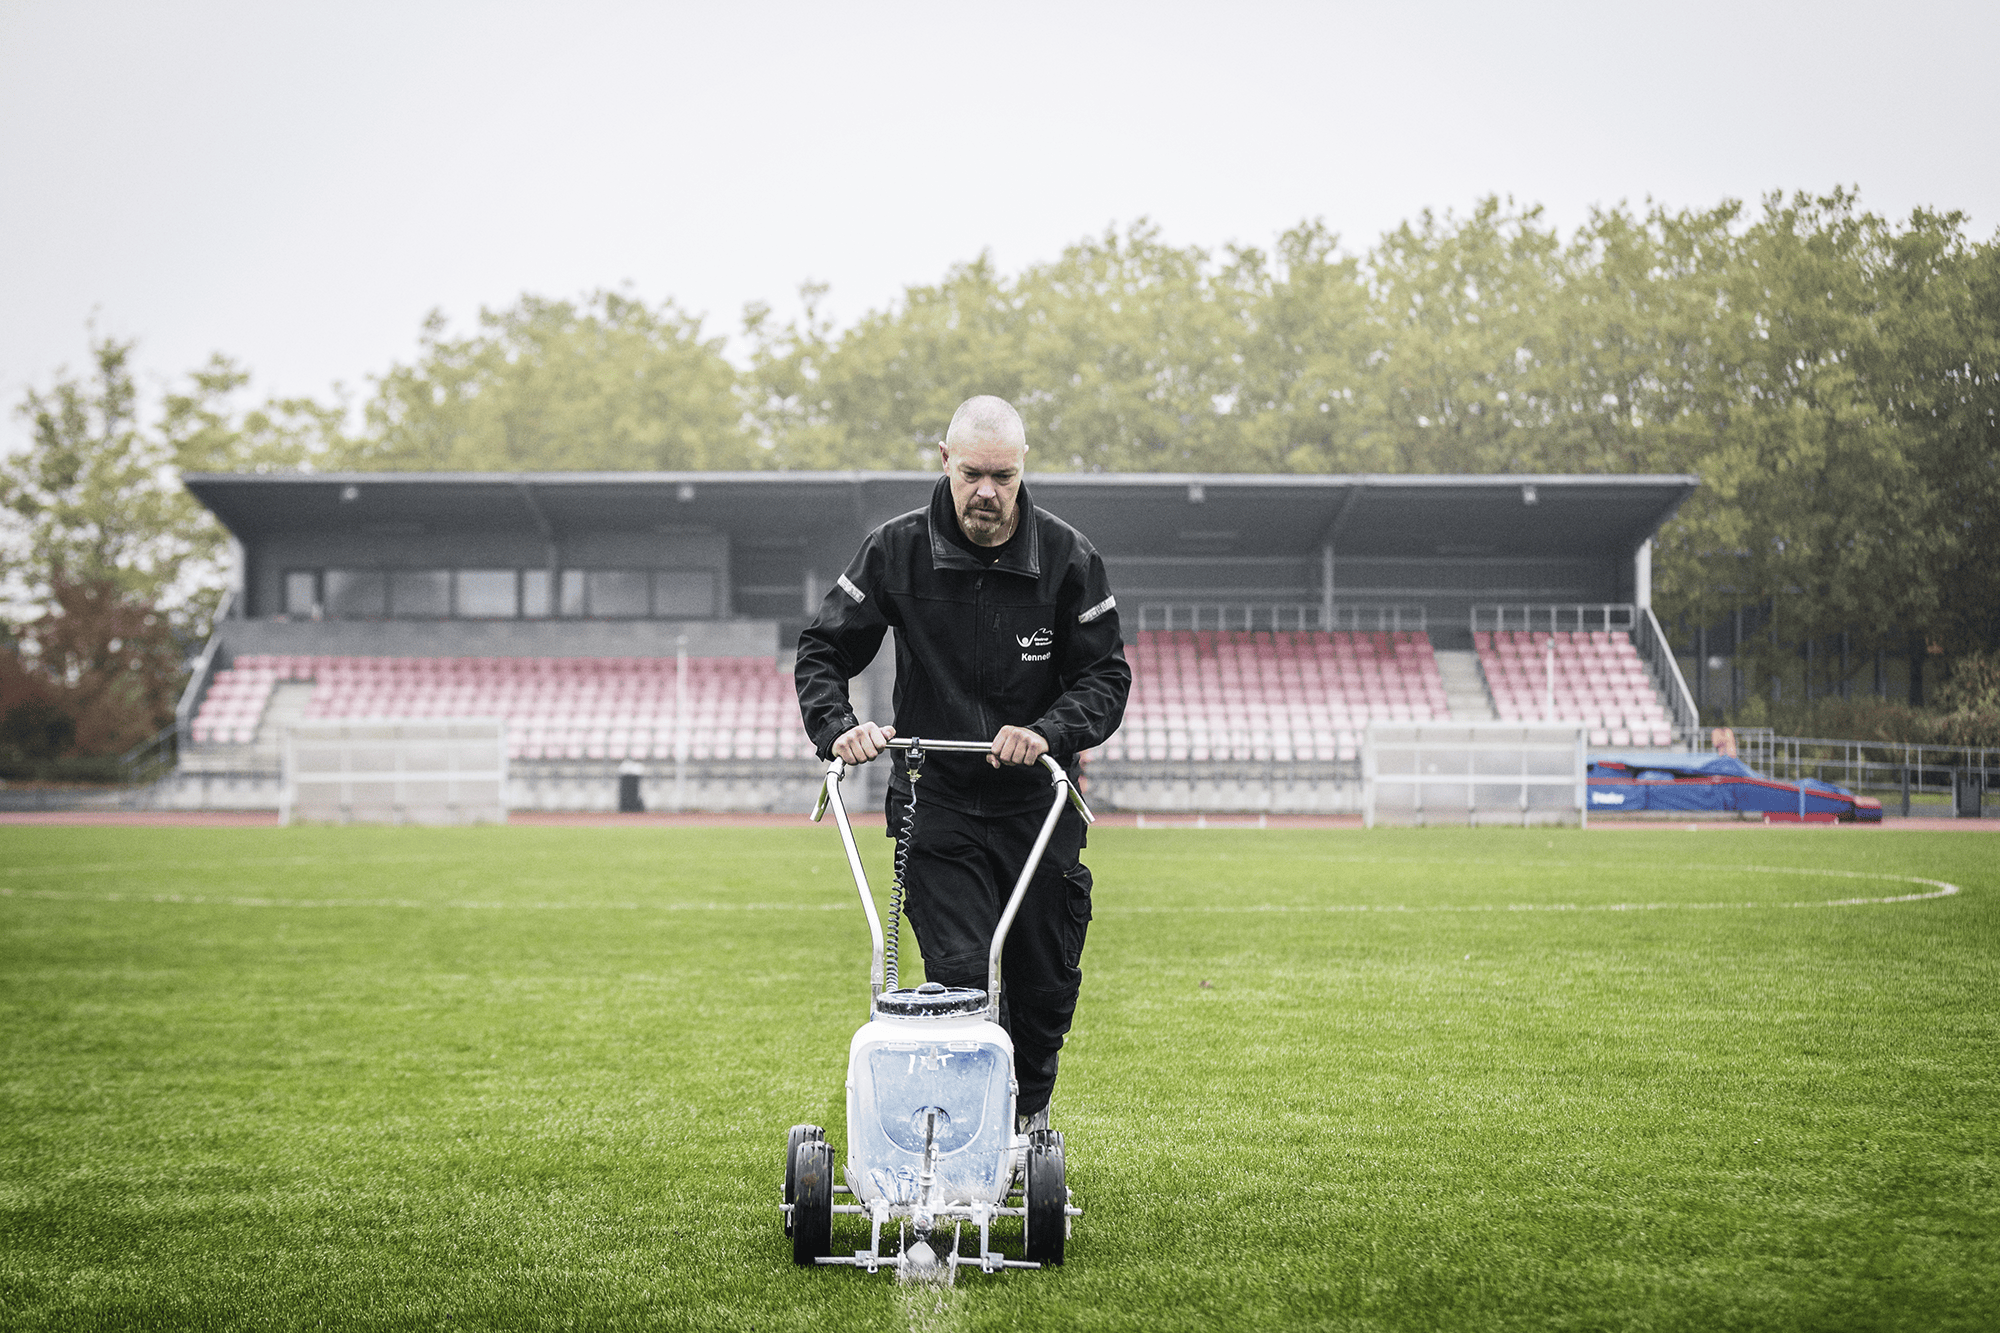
[282,719,508,826]
[1363,721,1587,827]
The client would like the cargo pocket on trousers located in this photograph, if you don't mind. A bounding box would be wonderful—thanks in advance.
[1062,862,1093,974]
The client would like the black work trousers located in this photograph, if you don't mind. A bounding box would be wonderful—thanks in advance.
[887,789,1092,1118]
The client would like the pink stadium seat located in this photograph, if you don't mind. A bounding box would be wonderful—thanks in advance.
[1111,629,1453,762]
[189,652,818,761]
[1470,630,1673,744]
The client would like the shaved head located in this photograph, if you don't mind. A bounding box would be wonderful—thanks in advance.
[939,395,1028,546]
[944,395,1027,452]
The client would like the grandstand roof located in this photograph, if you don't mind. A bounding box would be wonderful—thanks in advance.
[182,471,1697,559]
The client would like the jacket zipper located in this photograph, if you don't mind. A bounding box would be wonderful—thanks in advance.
[974,574,990,742]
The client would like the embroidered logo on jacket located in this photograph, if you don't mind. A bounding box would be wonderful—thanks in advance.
[1015,627,1054,648]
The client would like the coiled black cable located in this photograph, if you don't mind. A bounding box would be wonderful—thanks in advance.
[884,741,923,992]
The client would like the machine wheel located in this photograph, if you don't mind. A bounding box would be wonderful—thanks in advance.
[791,1139,834,1265]
[1023,1132,1066,1266]
[783,1124,823,1238]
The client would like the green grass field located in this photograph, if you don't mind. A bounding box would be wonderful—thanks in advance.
[3,823,1996,1332]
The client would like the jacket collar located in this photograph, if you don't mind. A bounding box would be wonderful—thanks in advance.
[927,474,1042,578]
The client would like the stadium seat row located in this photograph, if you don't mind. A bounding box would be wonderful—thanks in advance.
[1093,630,1450,762]
[190,654,815,759]
[190,630,1680,758]
[1474,630,1674,744]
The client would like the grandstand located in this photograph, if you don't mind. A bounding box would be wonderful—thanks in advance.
[160,470,1697,813]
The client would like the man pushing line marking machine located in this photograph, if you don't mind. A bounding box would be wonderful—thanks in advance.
[786,738,1092,1274]
[785,395,1132,1274]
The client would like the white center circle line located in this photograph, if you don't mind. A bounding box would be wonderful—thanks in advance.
[1102,867,1960,912]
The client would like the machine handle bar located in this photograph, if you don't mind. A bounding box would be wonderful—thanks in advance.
[809,754,887,1001]
[809,735,1098,1019]
[883,737,1096,825]
[810,756,844,822]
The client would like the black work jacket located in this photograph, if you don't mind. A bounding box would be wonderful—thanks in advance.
[795,476,1131,817]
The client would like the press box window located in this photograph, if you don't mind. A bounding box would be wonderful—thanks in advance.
[654,570,716,617]
[390,570,450,618]
[521,569,553,618]
[455,570,517,618]
[284,571,319,616]
[324,570,386,618]
[588,569,650,618]
[559,569,586,617]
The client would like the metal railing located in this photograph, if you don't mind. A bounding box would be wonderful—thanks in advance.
[1722,729,1997,816]
[1469,603,1698,745]
[1471,603,1638,634]
[1636,607,1701,743]
[119,724,180,786]
[174,589,234,747]
[1136,603,1427,633]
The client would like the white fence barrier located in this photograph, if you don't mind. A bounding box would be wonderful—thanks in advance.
[1363,721,1587,827]
[282,719,508,826]
[1135,603,1428,633]
[1471,603,1637,634]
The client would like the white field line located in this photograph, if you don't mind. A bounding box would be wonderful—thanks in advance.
[0,887,853,911]
[0,854,1961,913]
[0,854,462,878]
[0,871,1959,913]
[896,1282,962,1333]
[1106,866,1960,912]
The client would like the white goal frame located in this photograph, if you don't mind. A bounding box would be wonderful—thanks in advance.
[1363,721,1588,828]
[281,718,508,826]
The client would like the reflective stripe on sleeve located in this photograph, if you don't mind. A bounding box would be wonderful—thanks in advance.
[1078,594,1116,624]
[837,574,866,603]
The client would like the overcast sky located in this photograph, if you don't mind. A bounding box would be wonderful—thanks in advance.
[3,0,1995,448]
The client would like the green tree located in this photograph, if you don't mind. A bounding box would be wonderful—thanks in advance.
[1348,198,1567,473]
[1010,222,1244,471]
[746,265,1030,470]
[1522,200,1742,477]
[1217,220,1374,473]
[4,336,340,757]
[1651,193,1986,697]
[5,338,343,628]
[5,337,195,607]
[1,573,185,762]
[748,223,1258,471]
[350,292,753,471]
[1883,215,2000,661]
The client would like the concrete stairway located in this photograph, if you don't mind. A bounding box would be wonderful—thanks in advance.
[178,681,317,775]
[1435,650,1497,722]
[256,682,318,752]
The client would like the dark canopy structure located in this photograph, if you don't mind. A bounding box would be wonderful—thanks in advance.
[187,470,1693,562]
[184,470,1696,653]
